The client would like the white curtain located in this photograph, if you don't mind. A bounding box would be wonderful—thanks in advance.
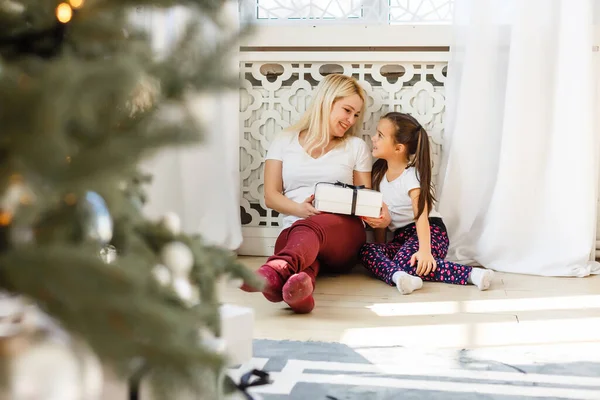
[438,0,600,276]
[131,4,243,250]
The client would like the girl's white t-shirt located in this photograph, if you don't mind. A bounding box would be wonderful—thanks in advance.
[380,166,442,232]
[266,131,373,230]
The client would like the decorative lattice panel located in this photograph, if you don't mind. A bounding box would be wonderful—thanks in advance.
[255,0,368,20]
[241,0,454,24]
[389,0,454,24]
[240,62,448,228]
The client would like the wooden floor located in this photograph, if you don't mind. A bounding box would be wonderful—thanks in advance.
[222,256,600,350]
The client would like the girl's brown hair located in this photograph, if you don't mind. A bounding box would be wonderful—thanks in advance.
[372,112,435,220]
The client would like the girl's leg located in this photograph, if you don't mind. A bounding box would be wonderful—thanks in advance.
[392,232,470,285]
[393,224,493,289]
[358,242,403,286]
[359,241,423,294]
[430,225,494,289]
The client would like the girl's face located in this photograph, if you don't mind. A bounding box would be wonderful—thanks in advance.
[371,118,401,159]
[329,94,363,138]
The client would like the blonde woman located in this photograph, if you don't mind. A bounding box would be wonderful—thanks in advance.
[242,74,372,313]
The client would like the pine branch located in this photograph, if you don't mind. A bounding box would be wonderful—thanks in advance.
[0,0,260,397]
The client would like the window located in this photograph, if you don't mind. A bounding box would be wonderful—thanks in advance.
[241,0,454,25]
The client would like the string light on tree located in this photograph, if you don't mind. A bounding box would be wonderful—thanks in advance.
[55,0,84,24]
[55,3,72,23]
[69,0,84,9]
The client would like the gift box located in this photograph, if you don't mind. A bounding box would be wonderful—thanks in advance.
[220,304,254,366]
[314,181,383,218]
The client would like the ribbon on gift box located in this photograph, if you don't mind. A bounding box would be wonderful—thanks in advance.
[314,181,367,216]
[235,369,272,399]
[333,181,365,216]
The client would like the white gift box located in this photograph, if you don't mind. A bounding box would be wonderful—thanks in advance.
[314,182,383,218]
[219,304,254,367]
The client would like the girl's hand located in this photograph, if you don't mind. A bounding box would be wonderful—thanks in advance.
[362,203,391,229]
[295,194,320,218]
[410,250,437,276]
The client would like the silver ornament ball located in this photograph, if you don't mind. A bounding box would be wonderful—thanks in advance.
[78,192,113,246]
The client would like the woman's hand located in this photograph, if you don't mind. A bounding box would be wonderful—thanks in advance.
[410,250,437,276]
[294,194,320,218]
[362,203,391,229]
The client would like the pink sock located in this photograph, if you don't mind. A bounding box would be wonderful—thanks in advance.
[240,261,288,303]
[282,272,315,314]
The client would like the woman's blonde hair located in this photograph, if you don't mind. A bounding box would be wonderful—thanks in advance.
[288,74,366,157]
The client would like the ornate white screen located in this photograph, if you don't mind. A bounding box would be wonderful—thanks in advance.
[239,61,447,238]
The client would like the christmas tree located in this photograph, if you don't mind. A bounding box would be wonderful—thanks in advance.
[0,0,261,398]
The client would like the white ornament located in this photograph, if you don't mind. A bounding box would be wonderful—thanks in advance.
[172,278,199,306]
[160,212,181,235]
[160,242,200,306]
[161,241,194,276]
[152,264,172,286]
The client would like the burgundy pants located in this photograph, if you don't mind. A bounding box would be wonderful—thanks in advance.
[267,213,366,285]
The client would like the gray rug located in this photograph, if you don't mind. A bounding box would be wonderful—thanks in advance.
[228,340,600,399]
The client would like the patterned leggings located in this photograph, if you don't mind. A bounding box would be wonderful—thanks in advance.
[359,220,472,286]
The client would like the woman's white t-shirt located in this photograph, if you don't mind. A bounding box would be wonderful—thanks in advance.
[380,166,442,232]
[266,131,373,230]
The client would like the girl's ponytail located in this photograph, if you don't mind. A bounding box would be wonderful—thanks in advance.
[413,127,435,220]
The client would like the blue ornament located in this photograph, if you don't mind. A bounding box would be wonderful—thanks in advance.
[80,191,113,245]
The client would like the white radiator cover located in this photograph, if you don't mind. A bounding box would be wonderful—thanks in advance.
[238,59,448,256]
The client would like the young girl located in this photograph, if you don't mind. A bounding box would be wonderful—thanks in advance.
[359,112,494,294]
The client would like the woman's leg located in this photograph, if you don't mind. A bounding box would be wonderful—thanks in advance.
[240,227,294,303]
[280,214,365,313]
[315,214,367,274]
[268,213,365,275]
[243,213,366,313]
[282,259,319,314]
